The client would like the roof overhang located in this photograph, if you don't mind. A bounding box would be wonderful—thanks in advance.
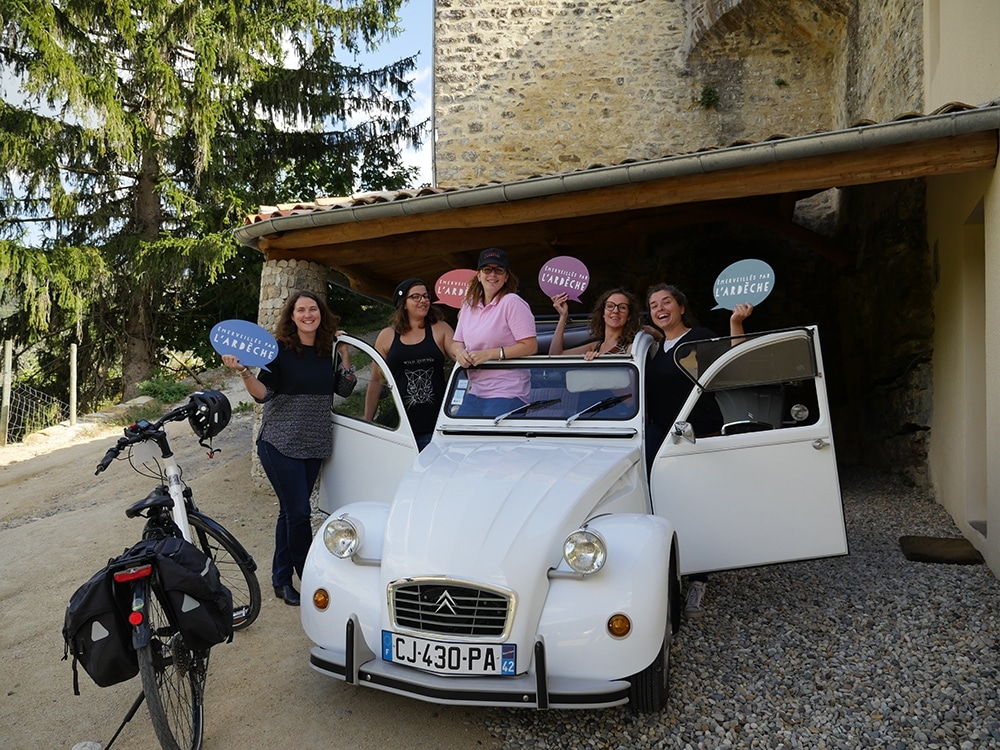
[234,104,1000,299]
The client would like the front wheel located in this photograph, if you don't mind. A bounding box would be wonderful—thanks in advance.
[137,586,206,750]
[189,513,261,630]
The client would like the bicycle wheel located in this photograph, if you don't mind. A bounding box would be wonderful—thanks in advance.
[189,513,261,630]
[136,584,206,750]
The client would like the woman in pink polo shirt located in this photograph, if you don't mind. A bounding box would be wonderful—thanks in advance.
[451,248,538,417]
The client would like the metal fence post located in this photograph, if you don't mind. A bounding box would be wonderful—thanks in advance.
[69,343,78,426]
[1,340,11,447]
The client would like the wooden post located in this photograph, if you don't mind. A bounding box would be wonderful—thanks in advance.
[1,340,11,447]
[69,343,78,426]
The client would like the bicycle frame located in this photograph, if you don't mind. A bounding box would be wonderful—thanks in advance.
[129,429,195,544]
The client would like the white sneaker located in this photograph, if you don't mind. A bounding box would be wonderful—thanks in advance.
[685,581,706,616]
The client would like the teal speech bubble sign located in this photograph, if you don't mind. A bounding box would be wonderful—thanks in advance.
[210,319,279,370]
[712,259,775,310]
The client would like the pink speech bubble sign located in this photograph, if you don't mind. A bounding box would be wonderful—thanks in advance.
[435,269,477,308]
[538,256,590,302]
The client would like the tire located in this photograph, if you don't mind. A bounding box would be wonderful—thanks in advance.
[629,551,676,712]
[137,585,206,750]
[189,513,261,630]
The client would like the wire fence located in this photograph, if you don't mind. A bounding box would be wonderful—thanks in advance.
[4,384,71,444]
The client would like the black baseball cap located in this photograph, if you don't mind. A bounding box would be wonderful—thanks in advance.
[477,248,508,270]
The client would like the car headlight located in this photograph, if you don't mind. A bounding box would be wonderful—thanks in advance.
[324,516,362,558]
[563,528,607,575]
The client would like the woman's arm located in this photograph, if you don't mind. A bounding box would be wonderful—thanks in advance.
[549,294,569,355]
[729,303,753,345]
[364,328,393,421]
[222,353,267,400]
[434,321,457,361]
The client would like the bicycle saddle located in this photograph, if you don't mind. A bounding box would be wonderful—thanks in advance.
[125,486,175,518]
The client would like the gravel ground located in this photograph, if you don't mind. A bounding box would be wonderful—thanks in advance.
[483,470,1000,750]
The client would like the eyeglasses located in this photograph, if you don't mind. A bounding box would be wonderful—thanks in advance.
[604,302,630,312]
[479,266,506,276]
[407,293,430,302]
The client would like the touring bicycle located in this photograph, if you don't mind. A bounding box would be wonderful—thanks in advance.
[300,325,848,711]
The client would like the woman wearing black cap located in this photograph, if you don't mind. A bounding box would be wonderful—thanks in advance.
[364,278,455,450]
[450,248,538,417]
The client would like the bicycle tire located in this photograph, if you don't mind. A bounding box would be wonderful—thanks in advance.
[136,584,206,750]
[189,513,261,630]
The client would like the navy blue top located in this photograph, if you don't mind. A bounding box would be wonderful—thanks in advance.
[256,345,335,459]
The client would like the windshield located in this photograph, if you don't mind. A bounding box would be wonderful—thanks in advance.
[444,362,639,423]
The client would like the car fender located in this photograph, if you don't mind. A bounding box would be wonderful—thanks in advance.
[301,502,390,655]
[538,513,675,681]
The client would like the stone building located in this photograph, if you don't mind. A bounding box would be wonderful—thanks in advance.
[236,1,1000,572]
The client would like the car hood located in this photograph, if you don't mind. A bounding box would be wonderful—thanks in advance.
[380,440,640,588]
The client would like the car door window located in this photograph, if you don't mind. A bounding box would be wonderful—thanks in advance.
[332,341,401,430]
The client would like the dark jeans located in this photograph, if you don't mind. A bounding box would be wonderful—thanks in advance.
[257,440,322,588]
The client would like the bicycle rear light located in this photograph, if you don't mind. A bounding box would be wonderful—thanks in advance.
[113,564,154,583]
[128,611,144,626]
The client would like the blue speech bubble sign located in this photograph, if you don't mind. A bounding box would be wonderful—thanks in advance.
[210,319,279,370]
[712,259,776,310]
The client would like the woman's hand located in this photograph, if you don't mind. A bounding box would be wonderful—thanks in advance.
[731,303,753,325]
[551,293,569,318]
[221,354,244,371]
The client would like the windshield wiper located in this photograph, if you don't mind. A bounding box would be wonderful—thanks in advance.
[565,394,632,426]
[493,398,562,425]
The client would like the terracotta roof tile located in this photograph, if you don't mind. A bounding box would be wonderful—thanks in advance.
[243,101,996,226]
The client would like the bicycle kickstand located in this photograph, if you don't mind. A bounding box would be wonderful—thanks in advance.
[103,690,145,750]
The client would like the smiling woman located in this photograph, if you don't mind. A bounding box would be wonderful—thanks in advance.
[450,249,539,417]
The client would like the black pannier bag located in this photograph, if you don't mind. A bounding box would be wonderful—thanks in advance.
[62,564,138,695]
[112,535,235,652]
[63,536,233,693]
[147,536,234,651]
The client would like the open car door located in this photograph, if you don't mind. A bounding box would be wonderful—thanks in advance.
[649,327,848,574]
[317,335,419,515]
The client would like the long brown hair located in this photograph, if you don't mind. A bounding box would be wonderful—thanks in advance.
[274,290,338,356]
[464,270,520,307]
[589,288,642,349]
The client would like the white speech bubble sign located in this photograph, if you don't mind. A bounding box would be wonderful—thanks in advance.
[712,259,775,310]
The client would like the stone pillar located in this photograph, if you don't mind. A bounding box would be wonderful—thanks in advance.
[250,259,329,488]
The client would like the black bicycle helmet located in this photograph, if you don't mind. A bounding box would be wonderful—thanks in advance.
[187,389,232,440]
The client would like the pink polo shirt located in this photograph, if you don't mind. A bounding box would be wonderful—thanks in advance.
[454,292,537,400]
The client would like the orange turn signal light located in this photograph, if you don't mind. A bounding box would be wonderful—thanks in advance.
[607,613,632,638]
[313,588,330,610]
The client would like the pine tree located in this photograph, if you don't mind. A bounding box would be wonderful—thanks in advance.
[0,0,423,402]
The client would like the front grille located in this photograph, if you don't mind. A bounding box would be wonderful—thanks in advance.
[390,581,511,638]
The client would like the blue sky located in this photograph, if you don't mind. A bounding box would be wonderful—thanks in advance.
[352,1,434,187]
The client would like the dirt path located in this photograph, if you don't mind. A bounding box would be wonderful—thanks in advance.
[0,401,491,750]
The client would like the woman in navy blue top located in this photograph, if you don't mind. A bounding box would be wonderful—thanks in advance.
[223,289,346,606]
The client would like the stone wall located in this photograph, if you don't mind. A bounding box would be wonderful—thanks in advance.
[434,0,850,184]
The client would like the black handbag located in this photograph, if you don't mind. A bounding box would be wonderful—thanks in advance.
[334,364,357,398]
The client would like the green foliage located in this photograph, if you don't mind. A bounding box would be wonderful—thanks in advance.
[137,373,193,404]
[699,86,720,110]
[1,0,426,409]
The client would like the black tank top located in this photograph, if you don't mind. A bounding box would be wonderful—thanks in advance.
[386,324,446,435]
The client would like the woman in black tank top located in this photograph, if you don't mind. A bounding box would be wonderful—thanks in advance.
[365,279,455,450]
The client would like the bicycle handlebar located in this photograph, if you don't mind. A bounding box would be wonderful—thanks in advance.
[94,402,195,475]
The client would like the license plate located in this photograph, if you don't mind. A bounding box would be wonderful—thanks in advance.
[382,631,516,676]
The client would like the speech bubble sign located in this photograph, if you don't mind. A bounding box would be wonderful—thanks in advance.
[538,255,590,301]
[210,319,279,370]
[712,259,775,310]
[435,269,477,308]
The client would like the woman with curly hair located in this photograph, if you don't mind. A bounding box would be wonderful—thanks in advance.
[222,289,349,606]
[549,288,641,358]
